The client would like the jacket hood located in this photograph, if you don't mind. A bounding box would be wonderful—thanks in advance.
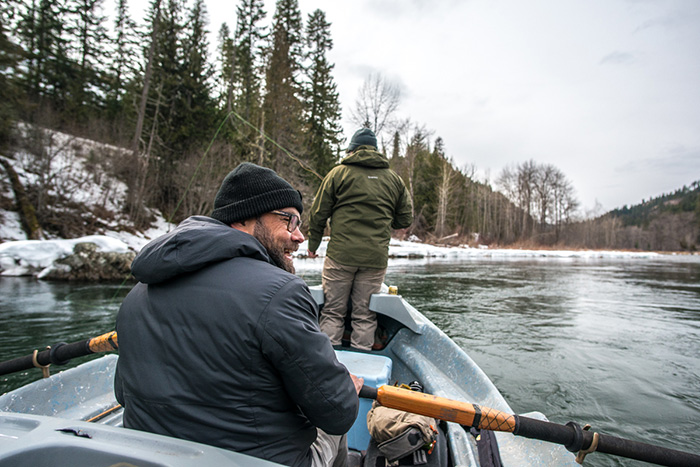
[131,215,273,284]
[341,148,390,169]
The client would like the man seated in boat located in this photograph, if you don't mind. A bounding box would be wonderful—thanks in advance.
[114,162,364,467]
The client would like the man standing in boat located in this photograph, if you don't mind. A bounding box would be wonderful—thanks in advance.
[308,128,413,351]
[115,162,363,467]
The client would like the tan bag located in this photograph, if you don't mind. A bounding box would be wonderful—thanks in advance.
[366,401,438,462]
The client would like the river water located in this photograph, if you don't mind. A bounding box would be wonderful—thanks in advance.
[1,254,699,466]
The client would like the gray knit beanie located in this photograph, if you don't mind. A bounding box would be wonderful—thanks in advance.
[346,128,378,152]
[211,162,303,225]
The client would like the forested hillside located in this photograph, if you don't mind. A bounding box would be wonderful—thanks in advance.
[0,0,696,251]
[603,182,700,251]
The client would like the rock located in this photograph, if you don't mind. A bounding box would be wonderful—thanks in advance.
[38,242,136,281]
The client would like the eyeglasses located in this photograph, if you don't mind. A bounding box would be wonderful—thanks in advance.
[271,210,302,232]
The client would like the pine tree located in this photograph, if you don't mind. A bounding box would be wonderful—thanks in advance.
[126,0,186,214]
[16,0,71,115]
[219,0,266,161]
[262,0,304,174]
[154,0,185,146]
[233,0,266,122]
[390,131,401,160]
[302,9,342,184]
[105,0,139,123]
[63,0,110,122]
[180,0,216,144]
[125,0,161,226]
[0,1,24,148]
[136,0,219,219]
[433,137,455,238]
[412,134,440,235]
[216,22,234,111]
[269,0,303,74]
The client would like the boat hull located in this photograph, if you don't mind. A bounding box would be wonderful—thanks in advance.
[0,289,577,466]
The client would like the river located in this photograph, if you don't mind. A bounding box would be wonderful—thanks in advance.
[1,254,699,466]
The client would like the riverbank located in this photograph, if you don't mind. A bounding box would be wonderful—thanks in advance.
[2,226,691,279]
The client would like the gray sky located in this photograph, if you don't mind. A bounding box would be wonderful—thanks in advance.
[204,0,700,212]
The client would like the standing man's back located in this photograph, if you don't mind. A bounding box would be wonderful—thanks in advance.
[308,129,413,350]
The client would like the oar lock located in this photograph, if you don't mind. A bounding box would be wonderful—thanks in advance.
[565,421,600,464]
[31,342,70,378]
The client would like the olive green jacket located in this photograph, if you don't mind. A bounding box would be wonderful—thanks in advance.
[308,147,413,268]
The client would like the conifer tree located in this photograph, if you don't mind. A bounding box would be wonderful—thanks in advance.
[63,0,109,122]
[154,0,185,149]
[134,0,187,211]
[302,9,342,184]
[0,1,23,148]
[105,0,139,123]
[16,0,71,114]
[269,0,303,74]
[218,0,266,161]
[180,0,216,144]
[216,22,234,110]
[432,137,456,238]
[233,0,266,122]
[262,0,304,174]
[412,134,440,233]
[125,0,161,226]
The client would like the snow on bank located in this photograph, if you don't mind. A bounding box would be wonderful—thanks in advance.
[0,236,130,276]
[0,225,675,278]
[292,238,672,272]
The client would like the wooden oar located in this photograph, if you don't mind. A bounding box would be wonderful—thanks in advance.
[3,335,697,466]
[360,384,699,467]
[0,331,118,377]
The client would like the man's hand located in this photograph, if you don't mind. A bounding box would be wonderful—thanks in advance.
[307,250,318,258]
[350,374,364,395]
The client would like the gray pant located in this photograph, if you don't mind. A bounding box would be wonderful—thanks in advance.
[310,430,348,467]
[320,256,387,350]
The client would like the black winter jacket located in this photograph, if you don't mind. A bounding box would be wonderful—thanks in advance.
[115,216,359,467]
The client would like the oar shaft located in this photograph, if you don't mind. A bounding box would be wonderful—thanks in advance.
[594,432,698,467]
[361,385,700,467]
[0,331,118,376]
[516,416,699,467]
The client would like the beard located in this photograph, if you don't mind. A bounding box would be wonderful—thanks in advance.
[253,221,296,274]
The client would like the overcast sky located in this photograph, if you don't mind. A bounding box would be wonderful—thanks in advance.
[142,0,700,213]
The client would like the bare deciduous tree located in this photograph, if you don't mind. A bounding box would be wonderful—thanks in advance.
[498,160,579,243]
[349,72,401,140]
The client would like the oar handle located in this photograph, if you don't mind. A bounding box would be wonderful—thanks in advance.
[361,385,700,467]
[88,331,119,353]
[0,331,118,376]
[363,384,517,432]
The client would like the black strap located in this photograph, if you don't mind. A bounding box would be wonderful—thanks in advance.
[469,428,504,467]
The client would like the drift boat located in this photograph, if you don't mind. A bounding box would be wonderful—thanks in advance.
[0,285,598,466]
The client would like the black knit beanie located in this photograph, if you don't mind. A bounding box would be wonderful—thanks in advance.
[346,128,378,152]
[211,162,303,225]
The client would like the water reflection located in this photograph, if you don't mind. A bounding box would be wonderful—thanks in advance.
[0,278,130,392]
[383,257,700,467]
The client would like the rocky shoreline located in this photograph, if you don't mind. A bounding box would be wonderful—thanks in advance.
[38,242,135,281]
[0,240,136,282]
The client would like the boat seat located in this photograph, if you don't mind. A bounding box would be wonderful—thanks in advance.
[335,350,392,451]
